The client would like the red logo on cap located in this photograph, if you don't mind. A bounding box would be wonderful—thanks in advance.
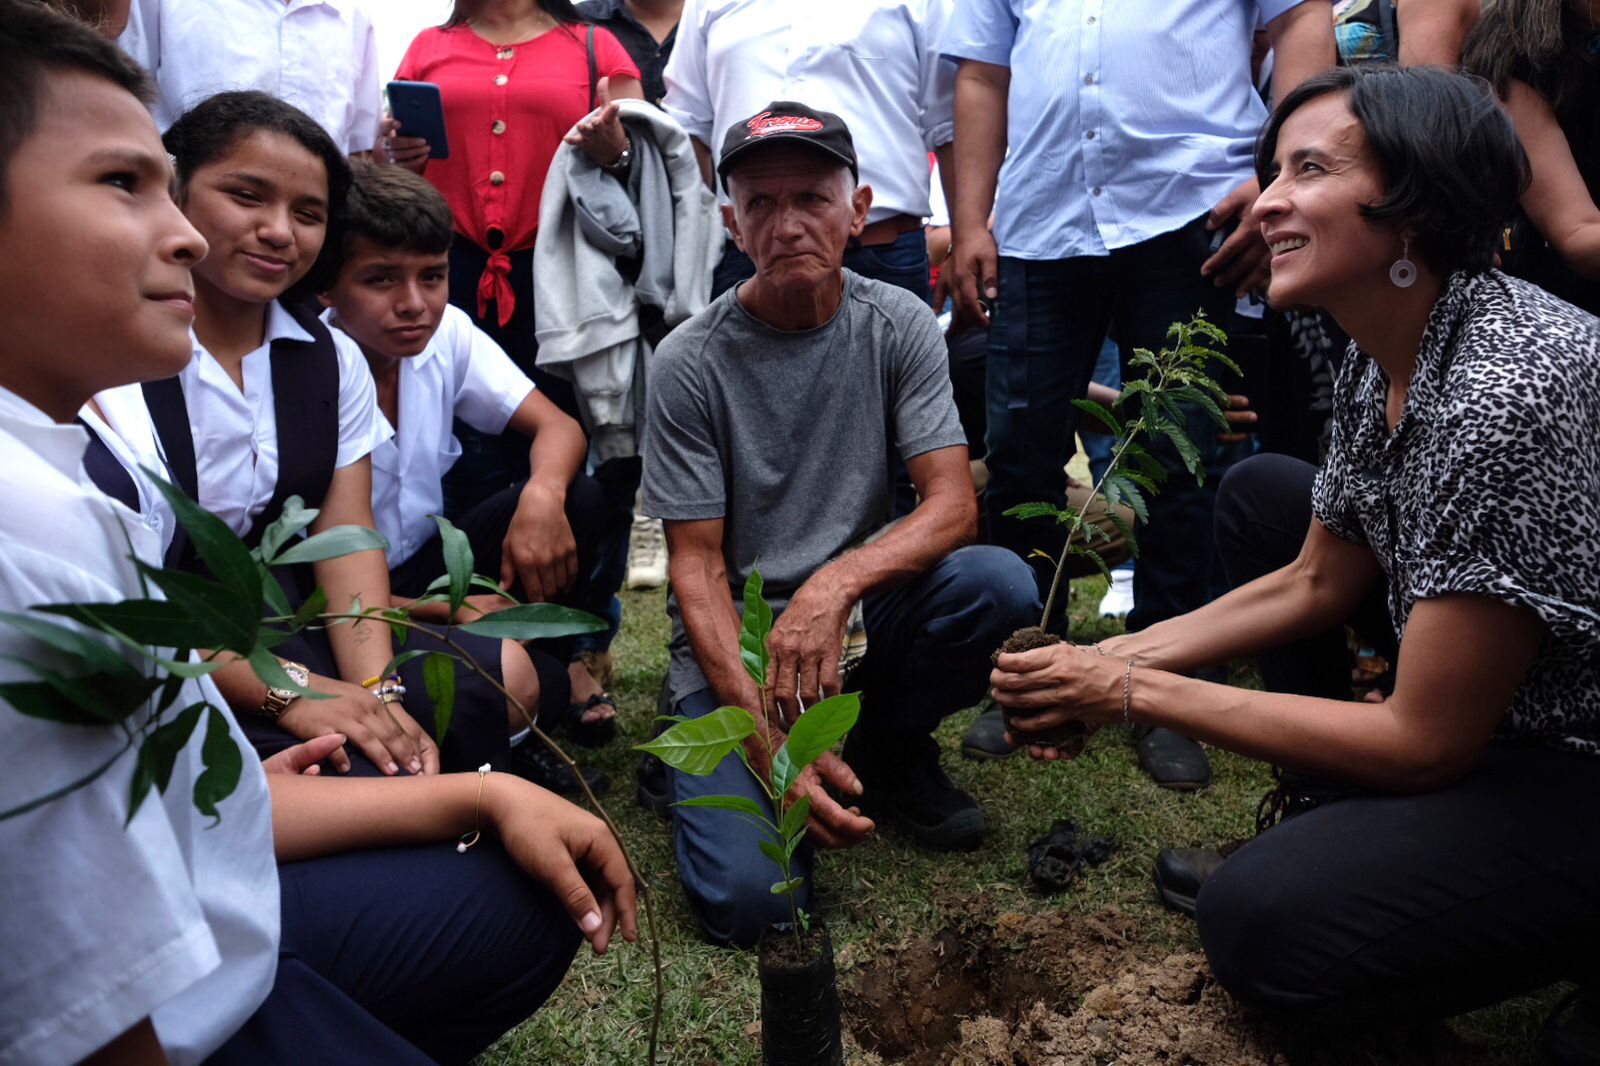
[746,111,824,138]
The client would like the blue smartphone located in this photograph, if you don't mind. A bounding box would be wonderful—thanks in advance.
[386,80,450,161]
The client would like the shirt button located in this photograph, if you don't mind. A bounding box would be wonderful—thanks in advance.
[490,170,506,186]
[497,47,515,59]
[1087,15,1097,23]
[1084,73,1096,85]
[1086,130,1097,140]
[1091,186,1103,196]
[494,74,508,87]
[492,120,507,135]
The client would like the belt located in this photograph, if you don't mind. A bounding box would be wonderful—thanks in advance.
[850,213,921,248]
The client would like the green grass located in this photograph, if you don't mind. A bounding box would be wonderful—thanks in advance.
[481,580,1556,1065]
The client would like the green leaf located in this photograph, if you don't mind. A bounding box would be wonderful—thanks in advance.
[193,706,242,824]
[456,604,607,641]
[0,658,161,723]
[246,646,329,700]
[635,705,757,776]
[1002,501,1069,522]
[674,794,772,823]
[770,877,805,896]
[1108,475,1149,525]
[270,524,389,567]
[740,570,773,689]
[291,586,329,628]
[143,471,262,617]
[381,649,433,677]
[1071,398,1124,436]
[260,562,292,619]
[257,496,318,563]
[36,600,216,654]
[139,564,259,654]
[0,610,142,680]
[1156,419,1205,483]
[779,793,811,843]
[423,652,456,745]
[127,703,204,826]
[758,838,788,872]
[433,515,474,617]
[777,692,860,788]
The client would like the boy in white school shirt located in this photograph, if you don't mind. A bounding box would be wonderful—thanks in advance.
[320,162,628,754]
[0,9,634,1062]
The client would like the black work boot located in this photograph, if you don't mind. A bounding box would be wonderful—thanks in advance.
[848,732,987,852]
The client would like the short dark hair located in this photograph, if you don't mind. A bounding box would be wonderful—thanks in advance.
[0,0,153,212]
[164,90,353,294]
[1256,65,1530,275]
[328,161,455,280]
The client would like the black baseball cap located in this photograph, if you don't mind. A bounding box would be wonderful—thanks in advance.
[716,101,859,191]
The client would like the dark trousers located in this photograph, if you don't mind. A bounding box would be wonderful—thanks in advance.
[1213,452,1397,696]
[239,566,514,774]
[389,473,628,709]
[444,239,581,518]
[668,546,1039,947]
[210,827,580,1064]
[1198,453,1600,1017]
[984,214,1247,631]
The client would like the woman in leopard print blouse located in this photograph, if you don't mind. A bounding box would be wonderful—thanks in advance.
[993,65,1600,1037]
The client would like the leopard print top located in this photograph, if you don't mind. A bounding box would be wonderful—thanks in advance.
[1313,270,1600,755]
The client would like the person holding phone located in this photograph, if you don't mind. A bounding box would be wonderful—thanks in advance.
[385,0,643,739]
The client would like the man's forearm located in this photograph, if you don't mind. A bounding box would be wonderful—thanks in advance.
[315,550,395,683]
[525,412,587,496]
[1268,0,1336,102]
[669,548,762,711]
[951,63,1007,234]
[805,466,976,607]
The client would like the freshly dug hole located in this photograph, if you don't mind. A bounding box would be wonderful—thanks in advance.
[843,906,1496,1065]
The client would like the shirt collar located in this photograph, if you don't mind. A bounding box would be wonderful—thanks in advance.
[192,300,314,360]
[582,0,628,18]
[0,383,89,482]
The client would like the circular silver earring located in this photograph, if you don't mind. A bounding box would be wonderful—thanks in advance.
[1389,237,1417,288]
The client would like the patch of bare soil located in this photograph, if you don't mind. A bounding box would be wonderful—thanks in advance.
[843,906,1495,1066]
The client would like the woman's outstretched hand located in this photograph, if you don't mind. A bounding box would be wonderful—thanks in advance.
[261,733,348,776]
[486,774,639,955]
[565,76,630,166]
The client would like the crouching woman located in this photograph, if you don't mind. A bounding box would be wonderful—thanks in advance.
[993,64,1600,1022]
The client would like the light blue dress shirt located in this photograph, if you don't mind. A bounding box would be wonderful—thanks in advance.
[942,0,1307,260]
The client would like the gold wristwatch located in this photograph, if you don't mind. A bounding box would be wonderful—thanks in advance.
[261,660,311,720]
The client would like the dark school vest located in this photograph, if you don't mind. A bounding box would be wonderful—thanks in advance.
[78,418,141,513]
[142,300,341,568]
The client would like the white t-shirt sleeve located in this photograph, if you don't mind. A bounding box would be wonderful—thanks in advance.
[445,307,536,436]
[332,328,392,468]
[917,0,957,150]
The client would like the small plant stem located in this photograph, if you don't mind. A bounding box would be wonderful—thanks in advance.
[315,611,665,1066]
[1038,361,1175,632]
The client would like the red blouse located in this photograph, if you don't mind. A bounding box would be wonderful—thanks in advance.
[397,23,638,324]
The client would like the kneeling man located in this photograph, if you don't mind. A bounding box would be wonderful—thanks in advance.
[642,102,1039,947]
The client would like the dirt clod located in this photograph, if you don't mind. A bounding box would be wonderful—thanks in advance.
[992,626,1064,665]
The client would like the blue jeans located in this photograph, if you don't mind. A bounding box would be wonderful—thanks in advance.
[984,214,1247,631]
[668,546,1039,947]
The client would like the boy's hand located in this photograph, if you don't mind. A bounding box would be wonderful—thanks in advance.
[502,480,578,604]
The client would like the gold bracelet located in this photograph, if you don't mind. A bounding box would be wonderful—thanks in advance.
[457,763,492,854]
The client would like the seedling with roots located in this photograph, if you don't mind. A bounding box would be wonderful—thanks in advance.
[637,570,860,939]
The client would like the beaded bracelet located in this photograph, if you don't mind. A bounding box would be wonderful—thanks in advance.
[457,763,492,854]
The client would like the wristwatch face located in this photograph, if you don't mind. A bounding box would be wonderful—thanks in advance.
[282,661,310,688]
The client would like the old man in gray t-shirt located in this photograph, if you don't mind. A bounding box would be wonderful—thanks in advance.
[640,101,1038,948]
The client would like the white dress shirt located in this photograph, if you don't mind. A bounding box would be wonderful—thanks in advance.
[663,0,955,222]
[330,305,535,568]
[183,302,391,538]
[942,0,1307,259]
[119,0,383,156]
[0,385,277,1066]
